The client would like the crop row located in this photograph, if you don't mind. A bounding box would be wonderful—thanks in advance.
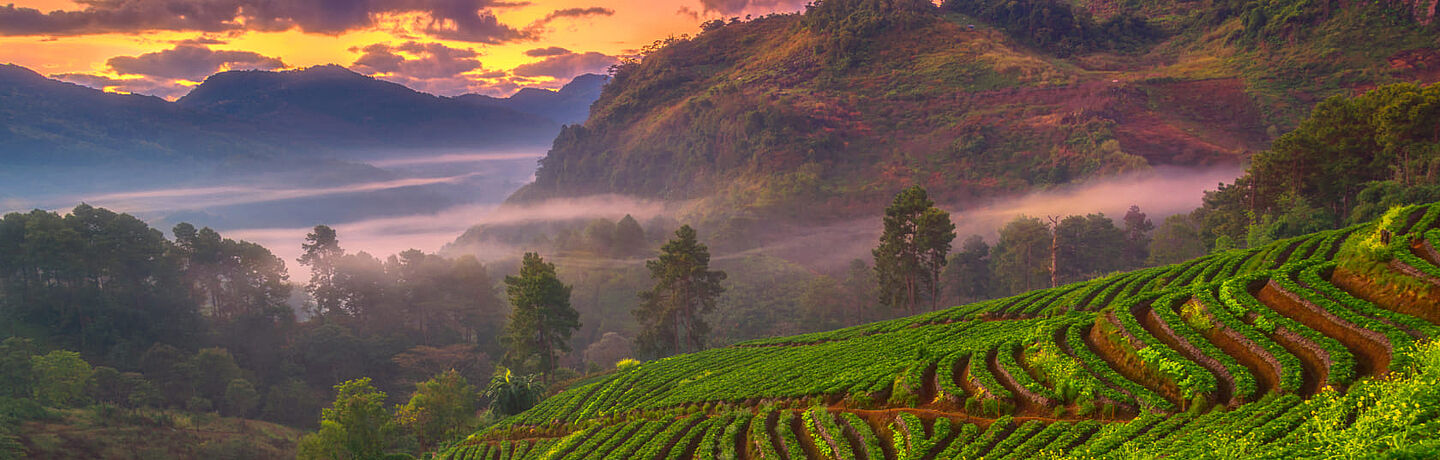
[1220,275,1358,387]
[1149,290,1258,402]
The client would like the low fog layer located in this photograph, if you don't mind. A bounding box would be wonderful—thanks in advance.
[717,165,1245,269]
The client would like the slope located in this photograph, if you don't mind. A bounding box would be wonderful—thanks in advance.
[510,0,1439,222]
[0,64,560,167]
[439,200,1440,459]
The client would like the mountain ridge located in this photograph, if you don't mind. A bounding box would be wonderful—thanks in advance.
[0,64,603,167]
[508,0,1440,225]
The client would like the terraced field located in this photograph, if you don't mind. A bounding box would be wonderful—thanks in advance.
[440,203,1440,459]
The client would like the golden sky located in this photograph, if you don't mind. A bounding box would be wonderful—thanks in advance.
[0,0,806,97]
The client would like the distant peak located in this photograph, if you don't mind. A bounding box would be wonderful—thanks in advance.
[0,63,45,81]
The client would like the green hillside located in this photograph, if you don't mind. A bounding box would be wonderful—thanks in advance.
[436,201,1440,459]
[511,0,1438,222]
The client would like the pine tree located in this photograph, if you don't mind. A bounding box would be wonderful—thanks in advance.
[298,225,344,317]
[501,253,579,384]
[873,186,957,311]
[634,225,727,358]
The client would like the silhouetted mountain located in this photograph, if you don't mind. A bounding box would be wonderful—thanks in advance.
[0,64,272,167]
[0,64,568,168]
[178,65,560,151]
[455,73,607,126]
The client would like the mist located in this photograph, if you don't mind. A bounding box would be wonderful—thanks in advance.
[716,165,1244,270]
[234,194,667,270]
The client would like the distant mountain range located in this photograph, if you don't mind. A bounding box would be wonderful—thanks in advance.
[0,64,604,167]
[456,73,607,126]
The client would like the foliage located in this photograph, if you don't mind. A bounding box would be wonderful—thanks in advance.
[30,350,92,408]
[992,216,1052,295]
[483,366,544,417]
[397,370,479,449]
[297,378,395,460]
[874,186,957,311]
[634,225,728,357]
[223,379,259,418]
[502,253,580,383]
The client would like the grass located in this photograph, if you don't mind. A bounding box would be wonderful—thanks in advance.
[16,406,301,459]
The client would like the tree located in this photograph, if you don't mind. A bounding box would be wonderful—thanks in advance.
[873,186,957,311]
[31,350,92,407]
[299,225,345,317]
[612,214,647,257]
[262,379,322,428]
[190,347,242,404]
[1123,205,1155,266]
[502,253,579,383]
[841,259,879,324]
[297,378,394,460]
[944,235,993,304]
[396,370,478,449]
[583,332,633,370]
[223,378,259,418]
[482,366,544,417]
[0,337,35,399]
[992,216,1052,295]
[1149,214,1209,265]
[634,225,728,357]
[1054,214,1129,284]
[87,366,127,406]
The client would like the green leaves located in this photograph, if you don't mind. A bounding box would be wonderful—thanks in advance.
[875,186,956,311]
[634,225,726,358]
[503,253,579,382]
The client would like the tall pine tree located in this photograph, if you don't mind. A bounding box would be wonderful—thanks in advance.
[873,186,957,311]
[501,253,579,384]
[634,225,727,358]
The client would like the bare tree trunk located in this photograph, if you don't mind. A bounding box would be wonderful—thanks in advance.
[1048,216,1061,288]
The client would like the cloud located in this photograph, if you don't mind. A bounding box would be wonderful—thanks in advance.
[51,72,195,99]
[227,194,666,269]
[536,7,614,23]
[0,0,531,43]
[72,173,489,213]
[697,0,808,15]
[177,37,227,45]
[107,45,285,81]
[524,46,572,57]
[512,51,616,80]
[349,41,490,96]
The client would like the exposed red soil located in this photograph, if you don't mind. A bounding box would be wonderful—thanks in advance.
[1112,79,1270,166]
[1265,321,1332,395]
[790,413,824,460]
[987,347,1058,416]
[1417,238,1440,266]
[765,411,787,459]
[834,415,871,460]
[1260,280,1392,376]
[1133,299,1238,406]
[1087,316,1186,407]
[1179,299,1282,398]
[1386,48,1440,86]
[1052,327,1139,417]
[1332,267,1440,325]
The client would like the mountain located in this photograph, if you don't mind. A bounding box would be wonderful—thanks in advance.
[455,73,608,126]
[508,0,1440,221]
[0,64,563,167]
[177,65,560,152]
[440,200,1440,458]
[0,64,273,167]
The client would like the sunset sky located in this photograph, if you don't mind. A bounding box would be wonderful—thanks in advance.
[0,0,809,98]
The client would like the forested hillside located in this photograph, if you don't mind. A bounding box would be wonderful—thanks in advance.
[437,200,1440,459]
[511,0,1439,224]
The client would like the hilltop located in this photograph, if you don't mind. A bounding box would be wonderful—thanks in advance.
[510,0,1440,221]
[437,200,1440,458]
[0,64,592,167]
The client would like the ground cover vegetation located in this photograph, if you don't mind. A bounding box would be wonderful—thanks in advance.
[435,197,1440,459]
